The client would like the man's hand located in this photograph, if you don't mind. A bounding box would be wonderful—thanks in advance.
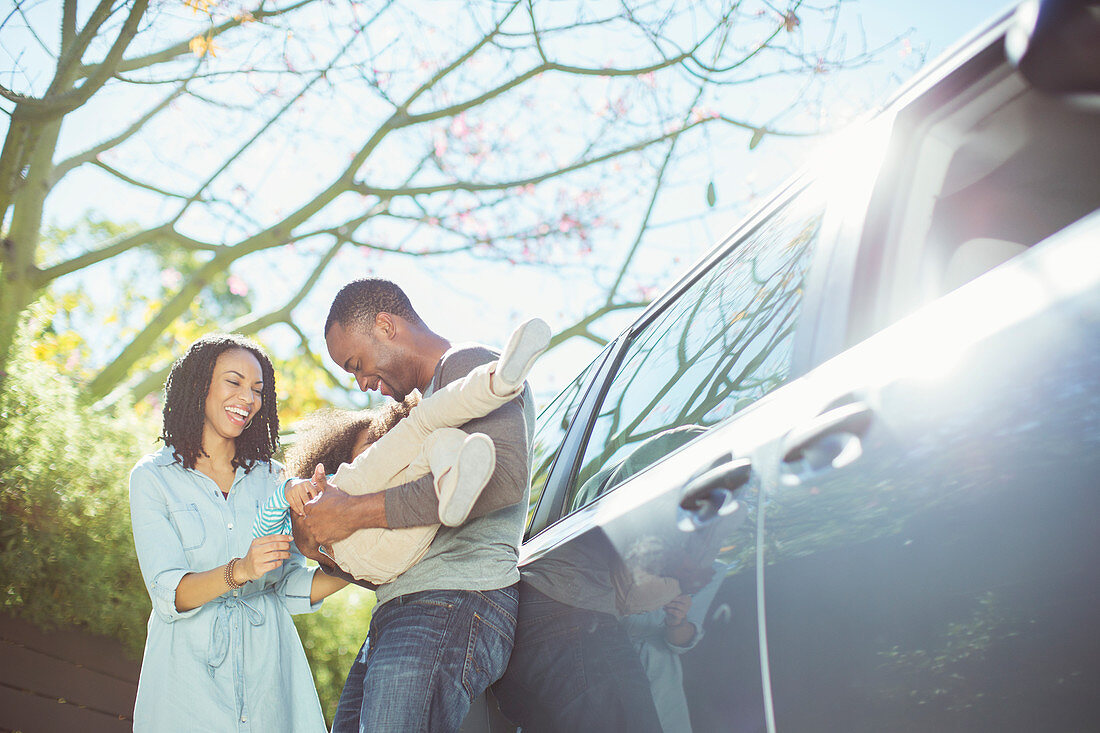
[300,463,388,546]
[289,512,329,566]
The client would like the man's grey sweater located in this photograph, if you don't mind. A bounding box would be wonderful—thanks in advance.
[374,343,534,605]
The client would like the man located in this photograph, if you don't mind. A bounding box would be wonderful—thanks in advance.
[293,277,537,733]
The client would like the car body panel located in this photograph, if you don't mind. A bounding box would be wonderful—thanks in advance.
[495,4,1100,731]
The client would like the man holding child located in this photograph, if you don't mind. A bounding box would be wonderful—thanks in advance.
[293,277,542,732]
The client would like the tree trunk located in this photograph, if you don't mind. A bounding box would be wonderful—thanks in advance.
[0,112,63,385]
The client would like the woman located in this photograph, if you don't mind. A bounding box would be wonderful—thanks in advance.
[129,333,346,731]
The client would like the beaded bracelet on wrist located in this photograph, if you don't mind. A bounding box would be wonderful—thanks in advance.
[225,557,244,589]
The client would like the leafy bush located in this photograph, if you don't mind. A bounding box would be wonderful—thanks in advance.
[0,335,372,721]
[293,586,376,717]
[0,338,155,653]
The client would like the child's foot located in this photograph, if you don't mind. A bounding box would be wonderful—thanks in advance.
[495,317,551,392]
[437,433,496,527]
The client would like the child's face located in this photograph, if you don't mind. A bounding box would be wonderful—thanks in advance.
[351,428,374,460]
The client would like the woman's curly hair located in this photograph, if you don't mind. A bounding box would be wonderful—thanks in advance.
[161,333,279,471]
[284,395,418,479]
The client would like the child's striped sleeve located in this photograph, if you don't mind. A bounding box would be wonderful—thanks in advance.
[252,479,293,538]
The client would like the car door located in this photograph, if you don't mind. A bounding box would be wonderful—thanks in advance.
[757,208,1100,732]
[756,26,1100,731]
[496,177,839,733]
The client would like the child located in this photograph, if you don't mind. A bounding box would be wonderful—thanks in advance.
[252,317,550,584]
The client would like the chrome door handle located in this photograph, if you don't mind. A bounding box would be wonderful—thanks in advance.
[677,456,751,531]
[780,402,873,485]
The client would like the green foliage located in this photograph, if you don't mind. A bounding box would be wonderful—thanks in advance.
[293,587,376,721]
[0,333,373,719]
[0,332,157,654]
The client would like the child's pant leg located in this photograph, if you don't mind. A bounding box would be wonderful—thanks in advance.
[332,362,515,496]
[422,428,471,499]
[330,454,439,584]
[414,360,522,431]
[329,428,479,584]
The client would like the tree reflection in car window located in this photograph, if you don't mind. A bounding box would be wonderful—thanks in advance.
[565,186,825,514]
[526,357,600,529]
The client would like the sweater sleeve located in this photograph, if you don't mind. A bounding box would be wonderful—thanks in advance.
[384,346,531,529]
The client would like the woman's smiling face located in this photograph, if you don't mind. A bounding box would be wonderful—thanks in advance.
[203,348,264,443]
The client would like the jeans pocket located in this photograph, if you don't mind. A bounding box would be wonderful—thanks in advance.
[462,612,514,700]
[473,588,519,628]
[401,589,459,611]
[509,620,587,706]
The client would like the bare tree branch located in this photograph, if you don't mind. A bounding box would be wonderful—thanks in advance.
[84,0,317,79]
[51,74,191,184]
[400,52,698,129]
[287,321,346,389]
[548,301,649,350]
[52,0,115,85]
[168,29,359,227]
[353,116,718,198]
[61,0,77,51]
[33,224,169,286]
[401,0,524,112]
[8,0,150,121]
[14,0,54,59]
[89,159,191,200]
[119,238,345,404]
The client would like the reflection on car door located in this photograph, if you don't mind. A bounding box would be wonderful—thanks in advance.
[759,214,1100,731]
[495,182,831,732]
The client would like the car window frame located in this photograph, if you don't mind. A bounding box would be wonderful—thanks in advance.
[526,174,834,537]
[836,31,1014,356]
[524,341,619,539]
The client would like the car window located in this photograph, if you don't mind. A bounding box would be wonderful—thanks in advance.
[562,185,826,515]
[874,71,1100,330]
[525,356,602,529]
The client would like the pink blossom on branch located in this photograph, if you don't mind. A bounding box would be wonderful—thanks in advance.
[227,275,249,296]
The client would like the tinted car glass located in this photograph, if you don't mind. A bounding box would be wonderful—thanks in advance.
[525,356,601,528]
[563,184,826,514]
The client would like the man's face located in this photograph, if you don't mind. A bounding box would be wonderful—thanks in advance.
[326,318,415,401]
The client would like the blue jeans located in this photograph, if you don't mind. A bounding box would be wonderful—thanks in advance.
[331,585,519,733]
[491,583,661,733]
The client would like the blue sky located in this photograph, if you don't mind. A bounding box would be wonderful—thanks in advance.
[2,0,1016,405]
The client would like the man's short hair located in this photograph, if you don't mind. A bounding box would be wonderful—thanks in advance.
[325,277,424,336]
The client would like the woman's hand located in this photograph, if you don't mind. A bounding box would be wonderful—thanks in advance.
[236,534,292,583]
[663,594,692,628]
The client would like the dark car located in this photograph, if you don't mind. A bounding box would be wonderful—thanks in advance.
[472,2,1100,731]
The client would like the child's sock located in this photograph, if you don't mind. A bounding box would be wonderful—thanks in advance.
[437,433,496,526]
[494,317,551,393]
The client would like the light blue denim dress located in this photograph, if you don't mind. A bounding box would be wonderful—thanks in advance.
[129,446,325,732]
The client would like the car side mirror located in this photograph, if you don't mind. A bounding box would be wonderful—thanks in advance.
[1006,0,1100,99]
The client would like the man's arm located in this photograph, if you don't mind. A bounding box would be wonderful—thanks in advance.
[294,460,388,545]
[300,346,531,534]
[290,508,379,591]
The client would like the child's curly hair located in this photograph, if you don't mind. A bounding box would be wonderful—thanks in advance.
[284,395,419,479]
[161,333,279,471]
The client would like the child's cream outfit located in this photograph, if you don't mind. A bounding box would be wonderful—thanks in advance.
[253,360,521,584]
